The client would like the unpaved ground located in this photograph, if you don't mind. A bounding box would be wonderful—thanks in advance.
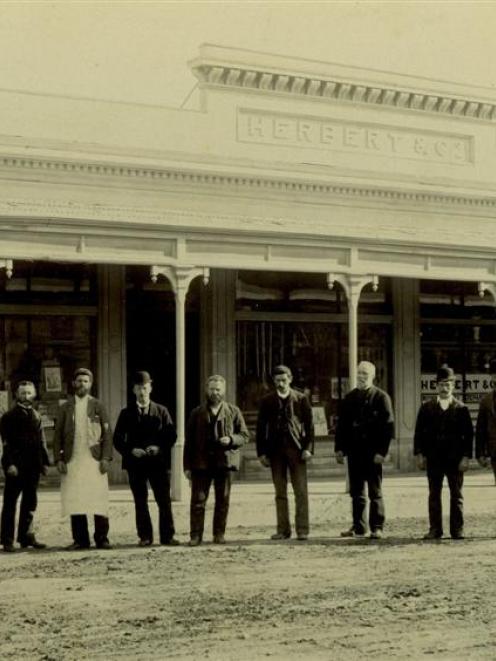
[1,474,496,660]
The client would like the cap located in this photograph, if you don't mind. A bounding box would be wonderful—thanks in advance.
[436,365,455,382]
[132,371,152,385]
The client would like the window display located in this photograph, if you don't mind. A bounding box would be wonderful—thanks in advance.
[0,262,97,456]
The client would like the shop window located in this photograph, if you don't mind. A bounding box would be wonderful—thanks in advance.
[236,320,391,435]
[0,262,98,458]
[0,261,97,305]
[420,279,496,420]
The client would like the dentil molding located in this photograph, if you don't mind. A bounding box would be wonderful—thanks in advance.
[1,155,496,210]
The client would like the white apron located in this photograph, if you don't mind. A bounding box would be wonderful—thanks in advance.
[61,395,109,518]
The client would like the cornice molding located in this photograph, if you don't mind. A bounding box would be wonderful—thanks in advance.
[1,154,496,210]
[191,63,496,122]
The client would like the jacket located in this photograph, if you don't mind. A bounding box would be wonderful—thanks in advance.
[53,396,113,464]
[475,392,496,459]
[256,389,314,457]
[335,386,395,459]
[0,404,50,476]
[414,397,473,465]
[184,401,249,472]
[113,401,177,470]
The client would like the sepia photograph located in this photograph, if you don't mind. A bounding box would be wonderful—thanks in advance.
[1,1,496,659]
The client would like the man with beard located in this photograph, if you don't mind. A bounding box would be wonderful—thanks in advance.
[335,361,395,540]
[256,365,314,541]
[184,374,249,546]
[113,371,179,547]
[0,381,50,552]
[53,368,113,550]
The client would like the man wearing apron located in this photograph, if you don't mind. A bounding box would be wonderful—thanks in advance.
[53,368,113,550]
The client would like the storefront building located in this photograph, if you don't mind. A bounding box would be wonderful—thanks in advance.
[1,45,496,497]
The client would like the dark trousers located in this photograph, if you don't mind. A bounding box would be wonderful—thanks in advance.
[190,469,232,540]
[347,455,384,534]
[71,514,109,547]
[1,474,39,546]
[426,464,464,537]
[270,443,309,537]
[127,463,174,543]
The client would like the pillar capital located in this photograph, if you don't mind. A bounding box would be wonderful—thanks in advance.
[150,265,210,294]
[327,273,378,307]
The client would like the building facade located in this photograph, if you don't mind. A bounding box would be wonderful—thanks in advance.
[1,45,496,497]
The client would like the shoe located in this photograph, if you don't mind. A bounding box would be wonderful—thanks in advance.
[188,538,202,547]
[66,542,91,551]
[213,535,226,544]
[296,535,308,541]
[138,539,152,547]
[370,529,383,540]
[2,544,15,553]
[96,540,112,550]
[340,528,365,538]
[423,530,443,540]
[161,538,180,546]
[20,538,46,550]
[270,532,291,540]
[451,532,465,540]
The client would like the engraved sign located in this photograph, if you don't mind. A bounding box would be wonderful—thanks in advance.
[237,109,473,165]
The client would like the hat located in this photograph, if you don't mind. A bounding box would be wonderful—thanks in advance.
[132,371,152,385]
[436,365,455,382]
[73,367,93,381]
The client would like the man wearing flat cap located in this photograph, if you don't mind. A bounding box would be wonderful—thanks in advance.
[114,371,179,546]
[475,359,496,484]
[53,368,113,550]
[414,365,473,540]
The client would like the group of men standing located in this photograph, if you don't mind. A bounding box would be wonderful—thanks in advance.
[2,359,496,551]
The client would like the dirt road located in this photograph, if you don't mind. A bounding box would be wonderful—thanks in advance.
[1,474,496,660]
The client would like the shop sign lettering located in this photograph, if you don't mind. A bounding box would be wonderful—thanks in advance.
[237,109,472,165]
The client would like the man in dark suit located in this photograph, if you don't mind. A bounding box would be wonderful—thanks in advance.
[0,381,50,552]
[414,365,473,540]
[184,374,249,546]
[335,361,395,540]
[113,371,179,546]
[475,359,496,483]
[256,365,314,541]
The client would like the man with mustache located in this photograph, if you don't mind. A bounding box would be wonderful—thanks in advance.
[415,365,473,540]
[335,361,395,540]
[114,371,179,547]
[256,365,314,541]
[54,368,113,550]
[184,375,249,546]
[0,381,50,552]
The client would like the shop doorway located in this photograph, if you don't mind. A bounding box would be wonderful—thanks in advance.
[125,267,200,421]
